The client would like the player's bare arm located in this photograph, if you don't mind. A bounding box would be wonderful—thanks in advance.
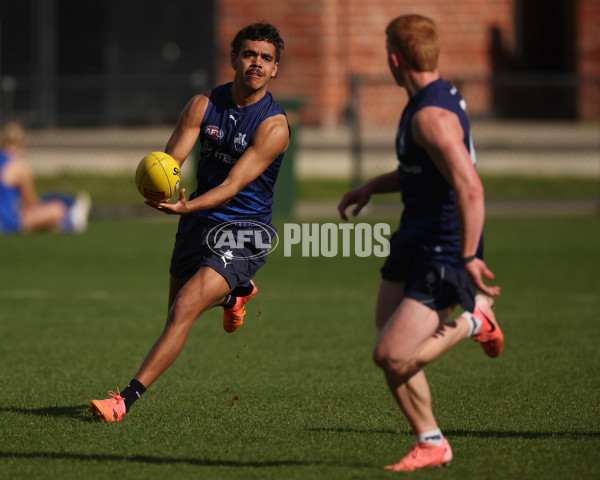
[157,114,289,215]
[338,171,401,220]
[141,92,208,211]
[413,106,500,296]
[5,157,38,209]
[164,91,211,166]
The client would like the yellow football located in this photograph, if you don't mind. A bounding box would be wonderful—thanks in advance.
[135,152,181,202]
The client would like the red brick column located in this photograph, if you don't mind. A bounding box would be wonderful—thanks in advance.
[577,0,600,120]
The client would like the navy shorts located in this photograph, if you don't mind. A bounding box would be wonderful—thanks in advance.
[169,214,273,290]
[381,232,476,312]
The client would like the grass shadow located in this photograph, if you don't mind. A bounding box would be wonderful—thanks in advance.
[444,429,600,439]
[5,406,599,441]
[308,426,600,439]
[307,427,398,435]
[0,451,320,468]
[0,405,92,423]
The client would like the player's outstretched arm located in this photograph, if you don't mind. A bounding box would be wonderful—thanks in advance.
[338,171,401,220]
[156,114,289,215]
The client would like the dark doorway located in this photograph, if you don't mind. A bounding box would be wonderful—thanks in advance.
[491,0,576,118]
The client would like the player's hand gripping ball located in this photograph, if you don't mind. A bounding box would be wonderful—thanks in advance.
[135,152,181,202]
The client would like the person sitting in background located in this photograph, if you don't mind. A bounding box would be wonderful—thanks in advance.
[0,122,91,234]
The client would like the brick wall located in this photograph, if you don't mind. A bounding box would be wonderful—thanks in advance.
[215,0,598,125]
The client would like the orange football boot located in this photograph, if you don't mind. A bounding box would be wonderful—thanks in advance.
[88,388,126,422]
[384,439,453,471]
[472,294,504,357]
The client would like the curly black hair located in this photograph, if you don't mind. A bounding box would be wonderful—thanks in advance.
[231,22,285,62]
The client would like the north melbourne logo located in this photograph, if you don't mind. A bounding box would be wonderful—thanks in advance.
[233,133,248,153]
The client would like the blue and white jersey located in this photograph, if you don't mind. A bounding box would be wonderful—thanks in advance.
[395,78,481,267]
[191,82,289,225]
[0,151,21,233]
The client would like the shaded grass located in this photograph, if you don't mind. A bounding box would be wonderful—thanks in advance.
[35,173,600,205]
[35,173,197,206]
[298,175,600,202]
[0,215,598,479]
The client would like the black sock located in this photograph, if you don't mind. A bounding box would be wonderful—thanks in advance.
[221,294,236,308]
[232,284,254,297]
[121,379,146,412]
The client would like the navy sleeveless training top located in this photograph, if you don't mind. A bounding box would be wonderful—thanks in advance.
[0,151,21,233]
[190,82,289,225]
[395,78,481,267]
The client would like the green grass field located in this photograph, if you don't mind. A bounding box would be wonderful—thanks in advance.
[1,213,599,479]
[35,174,600,205]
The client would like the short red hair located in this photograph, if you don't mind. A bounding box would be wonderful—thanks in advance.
[386,14,440,72]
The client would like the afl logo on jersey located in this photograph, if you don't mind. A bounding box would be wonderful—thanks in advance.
[204,125,224,140]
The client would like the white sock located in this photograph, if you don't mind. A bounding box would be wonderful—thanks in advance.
[462,311,482,337]
[416,428,444,446]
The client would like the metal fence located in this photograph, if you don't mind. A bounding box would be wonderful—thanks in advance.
[8,76,600,212]
[336,74,600,185]
[1,73,210,127]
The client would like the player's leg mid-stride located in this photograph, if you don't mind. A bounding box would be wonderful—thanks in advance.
[223,280,258,333]
[383,295,504,470]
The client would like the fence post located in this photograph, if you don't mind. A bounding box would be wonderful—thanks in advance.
[273,97,304,218]
[348,75,363,187]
